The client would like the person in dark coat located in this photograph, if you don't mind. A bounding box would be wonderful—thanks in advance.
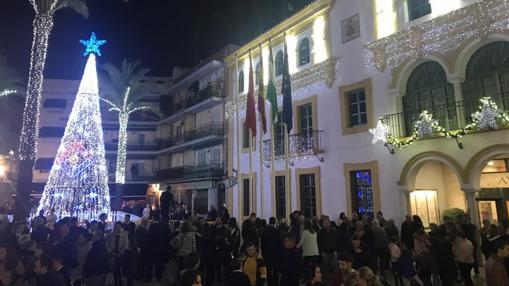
[349,234,372,271]
[279,234,302,286]
[135,218,152,282]
[159,186,175,222]
[400,215,414,250]
[261,217,281,286]
[122,240,138,286]
[83,230,109,286]
[225,259,251,286]
[54,254,71,286]
[148,221,171,282]
[121,214,136,241]
[34,255,63,286]
[242,213,259,251]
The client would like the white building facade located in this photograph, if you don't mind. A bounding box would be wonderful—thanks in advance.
[226,0,509,226]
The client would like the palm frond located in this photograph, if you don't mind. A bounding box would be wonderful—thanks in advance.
[101,59,152,113]
[54,0,89,18]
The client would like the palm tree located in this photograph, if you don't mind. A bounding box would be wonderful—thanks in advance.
[15,0,88,220]
[0,57,24,97]
[100,60,151,186]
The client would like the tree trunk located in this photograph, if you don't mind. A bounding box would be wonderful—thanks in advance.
[114,113,128,210]
[15,14,54,220]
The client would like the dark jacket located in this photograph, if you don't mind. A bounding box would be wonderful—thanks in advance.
[279,247,302,286]
[83,239,109,277]
[35,272,63,286]
[242,221,259,246]
[225,271,251,286]
[317,228,338,253]
[260,225,281,265]
[121,222,136,240]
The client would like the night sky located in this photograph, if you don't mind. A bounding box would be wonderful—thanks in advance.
[0,0,312,80]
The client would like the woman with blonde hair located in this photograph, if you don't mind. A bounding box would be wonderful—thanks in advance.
[347,267,384,286]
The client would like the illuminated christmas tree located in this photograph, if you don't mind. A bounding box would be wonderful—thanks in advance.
[37,33,110,220]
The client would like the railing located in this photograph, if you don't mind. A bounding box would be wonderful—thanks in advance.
[164,83,224,117]
[263,130,324,162]
[105,143,159,152]
[383,94,509,138]
[159,121,224,149]
[108,173,155,182]
[156,162,225,181]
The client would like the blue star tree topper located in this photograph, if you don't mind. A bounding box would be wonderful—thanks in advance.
[80,32,107,56]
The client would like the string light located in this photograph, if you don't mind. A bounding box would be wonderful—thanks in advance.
[373,97,509,149]
[19,1,89,161]
[37,45,110,221]
[101,77,150,185]
[369,119,390,144]
[472,97,509,130]
[0,89,17,97]
[365,0,509,72]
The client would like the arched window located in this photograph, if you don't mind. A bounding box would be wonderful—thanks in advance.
[255,62,262,85]
[463,41,509,113]
[238,71,244,93]
[275,51,284,76]
[299,38,311,67]
[404,61,455,133]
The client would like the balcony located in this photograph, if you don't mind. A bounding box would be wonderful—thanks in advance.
[382,94,509,139]
[161,83,224,120]
[105,143,159,152]
[263,130,324,163]
[159,121,224,150]
[156,162,225,181]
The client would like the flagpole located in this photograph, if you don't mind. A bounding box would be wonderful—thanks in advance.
[235,54,242,218]
[284,123,291,219]
[258,45,265,217]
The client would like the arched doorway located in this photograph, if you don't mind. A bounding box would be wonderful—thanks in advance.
[476,157,509,224]
[405,158,465,227]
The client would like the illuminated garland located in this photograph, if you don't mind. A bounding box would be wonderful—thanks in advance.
[100,61,151,184]
[19,1,89,161]
[37,52,110,221]
[372,97,509,150]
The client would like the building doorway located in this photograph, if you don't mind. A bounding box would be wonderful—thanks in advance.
[410,190,439,228]
[478,158,509,223]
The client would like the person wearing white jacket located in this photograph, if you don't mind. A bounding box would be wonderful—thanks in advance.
[297,220,320,266]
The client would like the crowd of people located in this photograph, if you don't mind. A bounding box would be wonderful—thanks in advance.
[1,205,509,286]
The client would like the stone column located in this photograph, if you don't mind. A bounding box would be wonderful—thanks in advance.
[463,188,480,226]
[399,187,411,222]
[449,77,466,128]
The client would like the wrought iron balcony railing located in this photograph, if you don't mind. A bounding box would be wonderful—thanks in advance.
[383,94,509,139]
[162,83,224,117]
[159,121,224,149]
[263,130,324,164]
[156,162,225,181]
[105,143,159,152]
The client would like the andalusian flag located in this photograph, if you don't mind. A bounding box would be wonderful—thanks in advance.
[266,40,278,125]
[281,37,293,133]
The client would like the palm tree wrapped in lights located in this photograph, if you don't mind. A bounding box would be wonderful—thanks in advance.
[15,0,88,219]
[100,60,152,185]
